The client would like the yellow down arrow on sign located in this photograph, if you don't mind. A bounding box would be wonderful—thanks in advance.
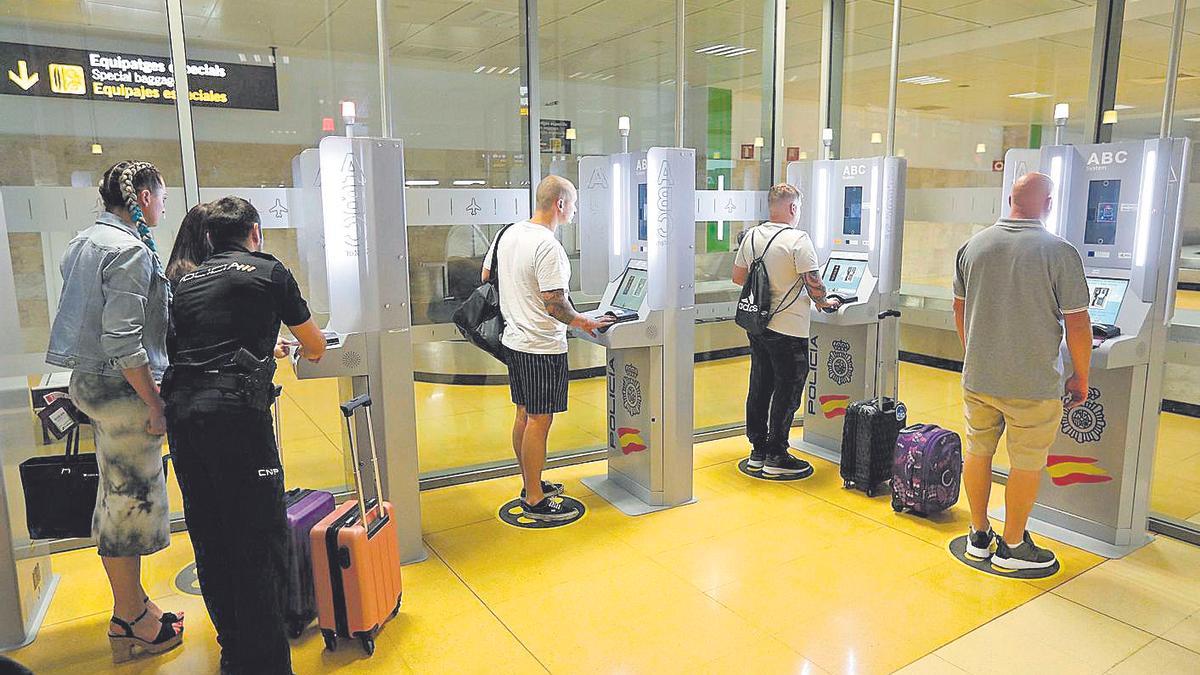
[8,60,39,90]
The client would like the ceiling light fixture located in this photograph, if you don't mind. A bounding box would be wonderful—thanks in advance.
[1103,110,1119,124]
[899,75,949,85]
[474,65,486,73]
[405,179,440,187]
[452,179,486,186]
[1184,117,1200,122]
[1009,91,1052,99]
[870,132,883,144]
[975,143,987,154]
[695,44,757,58]
[1114,104,1135,110]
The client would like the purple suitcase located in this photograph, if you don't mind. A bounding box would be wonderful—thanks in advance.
[891,424,962,516]
[285,488,336,638]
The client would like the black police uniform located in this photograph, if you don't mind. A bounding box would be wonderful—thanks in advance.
[163,244,310,675]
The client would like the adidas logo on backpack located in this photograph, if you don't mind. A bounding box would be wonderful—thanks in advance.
[735,227,804,336]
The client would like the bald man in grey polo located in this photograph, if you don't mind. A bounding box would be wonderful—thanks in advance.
[954,219,1091,404]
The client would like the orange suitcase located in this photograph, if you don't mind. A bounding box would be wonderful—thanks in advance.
[310,395,402,655]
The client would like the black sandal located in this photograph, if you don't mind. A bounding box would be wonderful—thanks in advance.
[108,607,184,664]
[144,595,184,625]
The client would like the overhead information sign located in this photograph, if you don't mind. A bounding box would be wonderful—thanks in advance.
[0,40,278,110]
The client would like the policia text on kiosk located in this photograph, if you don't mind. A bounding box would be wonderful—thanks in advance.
[953,173,1092,571]
[163,197,326,675]
[733,184,841,476]
[482,176,614,521]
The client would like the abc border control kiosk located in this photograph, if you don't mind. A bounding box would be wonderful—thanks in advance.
[785,154,906,463]
[999,136,1191,557]
[292,136,426,563]
[575,148,697,516]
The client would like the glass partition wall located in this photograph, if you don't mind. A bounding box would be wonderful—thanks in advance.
[2,0,1198,544]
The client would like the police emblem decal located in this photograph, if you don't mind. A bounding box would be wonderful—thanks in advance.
[1061,387,1107,444]
[622,364,642,416]
[827,339,854,386]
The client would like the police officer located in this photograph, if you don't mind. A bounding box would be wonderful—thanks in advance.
[163,196,326,675]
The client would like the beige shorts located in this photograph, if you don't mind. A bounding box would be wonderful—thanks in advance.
[962,388,1063,472]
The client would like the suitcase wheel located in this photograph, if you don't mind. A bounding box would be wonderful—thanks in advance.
[322,630,337,652]
[361,636,375,656]
[866,486,876,498]
[287,620,305,640]
[891,496,903,513]
[391,595,402,618]
[842,480,852,489]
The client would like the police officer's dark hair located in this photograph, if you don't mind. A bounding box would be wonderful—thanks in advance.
[166,202,214,284]
[206,197,260,249]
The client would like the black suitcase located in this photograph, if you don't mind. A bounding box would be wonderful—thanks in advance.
[839,309,906,497]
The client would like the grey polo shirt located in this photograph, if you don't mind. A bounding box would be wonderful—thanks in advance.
[953,218,1090,401]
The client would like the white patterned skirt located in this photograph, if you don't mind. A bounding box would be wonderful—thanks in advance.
[69,371,170,557]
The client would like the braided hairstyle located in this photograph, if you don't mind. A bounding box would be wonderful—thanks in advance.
[99,160,163,253]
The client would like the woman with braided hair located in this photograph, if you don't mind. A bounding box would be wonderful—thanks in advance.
[46,160,184,662]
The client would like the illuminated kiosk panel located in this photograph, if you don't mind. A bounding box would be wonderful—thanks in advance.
[292,136,425,563]
[785,156,906,463]
[576,148,696,516]
[994,138,1191,558]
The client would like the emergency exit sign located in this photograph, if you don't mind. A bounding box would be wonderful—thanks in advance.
[1,40,279,110]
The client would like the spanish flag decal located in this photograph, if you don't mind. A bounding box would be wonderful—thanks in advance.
[618,427,647,455]
[819,395,850,419]
[1046,454,1112,486]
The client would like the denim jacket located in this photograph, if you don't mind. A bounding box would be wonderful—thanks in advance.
[46,212,170,380]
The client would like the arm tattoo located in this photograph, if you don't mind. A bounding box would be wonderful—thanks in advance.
[540,289,578,326]
[801,271,828,302]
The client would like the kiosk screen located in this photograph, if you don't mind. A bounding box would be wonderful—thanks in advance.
[1085,179,1120,245]
[1085,277,1128,325]
[637,183,648,241]
[822,257,867,296]
[843,186,863,236]
[612,266,649,311]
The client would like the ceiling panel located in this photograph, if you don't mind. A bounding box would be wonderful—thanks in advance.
[844,31,892,56]
[938,0,1084,27]
[1140,6,1200,36]
[296,0,379,54]
[199,1,333,47]
[859,12,980,43]
[846,0,922,30]
[687,7,765,39]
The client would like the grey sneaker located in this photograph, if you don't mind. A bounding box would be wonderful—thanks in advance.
[747,446,766,470]
[521,497,579,522]
[762,453,813,477]
[966,526,995,559]
[992,531,1057,570]
[520,481,564,500]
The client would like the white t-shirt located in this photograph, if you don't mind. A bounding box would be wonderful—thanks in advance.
[734,222,820,338]
[482,221,572,354]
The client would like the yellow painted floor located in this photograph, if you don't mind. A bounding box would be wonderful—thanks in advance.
[10,434,1200,674]
[39,356,1200,529]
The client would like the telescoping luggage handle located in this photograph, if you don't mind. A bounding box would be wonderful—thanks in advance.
[875,309,902,408]
[340,394,388,535]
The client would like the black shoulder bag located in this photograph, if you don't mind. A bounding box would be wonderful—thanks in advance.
[452,223,514,363]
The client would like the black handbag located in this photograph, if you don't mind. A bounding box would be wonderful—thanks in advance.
[453,223,513,363]
[19,397,172,541]
[19,426,99,540]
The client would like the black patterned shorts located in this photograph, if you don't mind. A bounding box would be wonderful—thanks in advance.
[505,349,569,415]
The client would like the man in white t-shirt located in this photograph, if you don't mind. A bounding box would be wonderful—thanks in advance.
[482,176,613,521]
[732,183,839,476]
